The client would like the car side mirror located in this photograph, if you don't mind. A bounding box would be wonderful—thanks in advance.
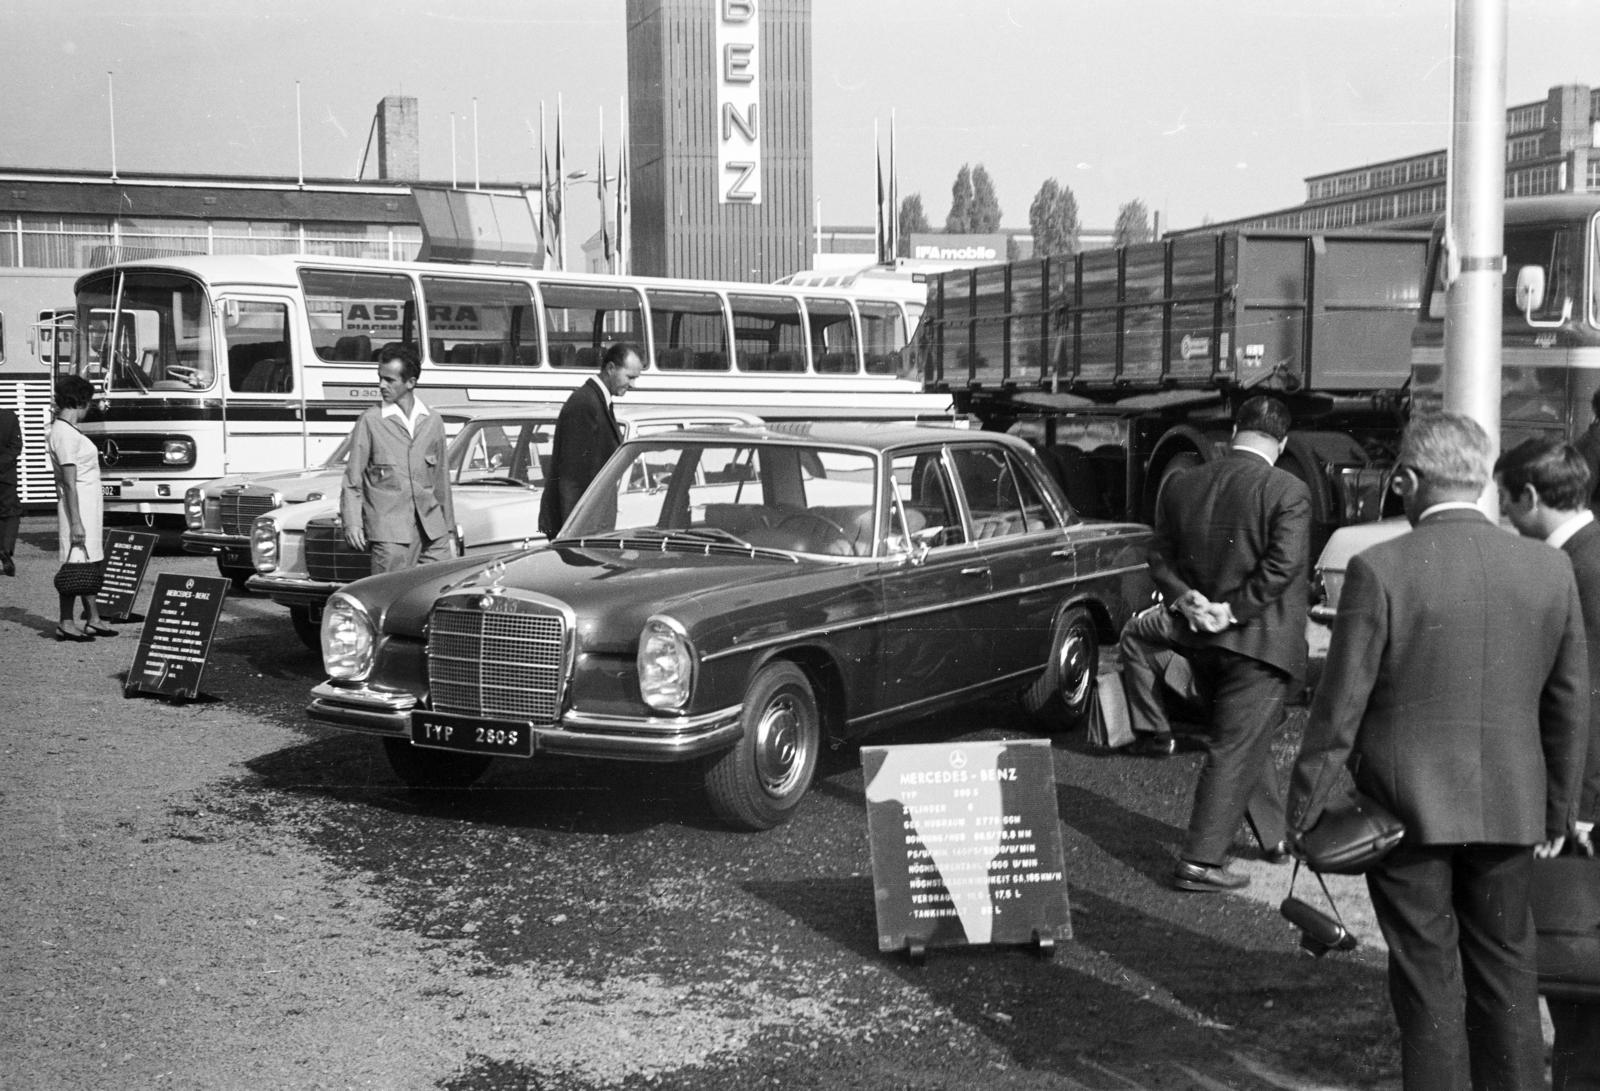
[1516,264,1571,328]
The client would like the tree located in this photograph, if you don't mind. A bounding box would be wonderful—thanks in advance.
[969,164,1002,233]
[1113,199,1153,247]
[897,194,931,257]
[945,164,974,233]
[1028,178,1081,259]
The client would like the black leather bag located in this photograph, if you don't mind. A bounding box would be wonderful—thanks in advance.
[1295,791,1405,875]
[53,546,104,597]
[1531,853,1600,1000]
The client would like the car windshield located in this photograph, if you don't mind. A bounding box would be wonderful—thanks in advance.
[562,440,884,556]
[447,417,556,487]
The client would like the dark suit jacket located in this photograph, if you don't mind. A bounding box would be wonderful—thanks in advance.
[339,402,455,544]
[0,407,20,515]
[1562,518,1600,823]
[1289,508,1588,845]
[1147,448,1312,680]
[538,378,621,538]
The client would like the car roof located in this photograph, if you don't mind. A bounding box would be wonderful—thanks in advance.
[429,401,761,426]
[638,420,1011,454]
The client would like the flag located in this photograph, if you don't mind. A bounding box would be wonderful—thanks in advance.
[552,98,565,270]
[539,103,555,268]
[599,133,613,269]
[888,112,899,261]
[616,96,629,275]
[874,122,886,265]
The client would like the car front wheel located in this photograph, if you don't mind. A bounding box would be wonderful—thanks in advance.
[1021,605,1099,731]
[382,738,491,790]
[704,661,820,830]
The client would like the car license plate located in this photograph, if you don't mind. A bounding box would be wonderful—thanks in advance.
[409,710,534,758]
[102,484,121,498]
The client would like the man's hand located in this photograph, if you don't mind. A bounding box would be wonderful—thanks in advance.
[343,524,367,552]
[1192,602,1234,634]
[1173,589,1212,633]
[1575,821,1595,857]
[1535,834,1568,859]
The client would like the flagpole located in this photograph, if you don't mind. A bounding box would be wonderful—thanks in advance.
[889,110,899,262]
[617,94,629,276]
[556,93,566,272]
[472,97,481,191]
[450,113,458,189]
[873,118,883,265]
[296,81,304,188]
[107,72,118,182]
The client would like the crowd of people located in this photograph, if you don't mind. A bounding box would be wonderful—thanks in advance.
[1124,396,1598,1090]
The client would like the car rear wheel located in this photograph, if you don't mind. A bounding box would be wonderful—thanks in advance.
[382,738,491,790]
[1021,605,1099,731]
[704,661,820,830]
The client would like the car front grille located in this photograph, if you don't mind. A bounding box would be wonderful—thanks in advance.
[427,601,567,723]
[304,518,372,583]
[219,491,277,536]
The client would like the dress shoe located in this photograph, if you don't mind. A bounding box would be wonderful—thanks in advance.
[0,552,13,577]
[1128,733,1178,758]
[1261,841,1292,865]
[1171,859,1250,893]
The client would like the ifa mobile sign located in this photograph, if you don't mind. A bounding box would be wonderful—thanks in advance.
[717,0,761,204]
[909,234,1007,265]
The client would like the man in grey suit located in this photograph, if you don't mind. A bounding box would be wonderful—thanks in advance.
[1148,395,1310,892]
[340,345,456,574]
[1289,414,1587,1091]
[1494,437,1600,1090]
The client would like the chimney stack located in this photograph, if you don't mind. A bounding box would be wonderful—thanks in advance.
[377,95,420,181]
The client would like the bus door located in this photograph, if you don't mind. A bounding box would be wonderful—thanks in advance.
[218,296,306,471]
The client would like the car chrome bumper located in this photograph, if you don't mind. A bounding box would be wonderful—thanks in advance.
[248,573,341,606]
[180,530,250,556]
[307,681,744,761]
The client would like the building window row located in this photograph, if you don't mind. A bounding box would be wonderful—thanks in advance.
[0,215,423,270]
[1507,134,1545,163]
[1508,102,1548,136]
[1506,164,1561,198]
[1305,153,1447,203]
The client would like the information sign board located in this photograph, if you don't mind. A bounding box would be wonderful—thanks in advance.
[95,530,158,620]
[862,738,1071,960]
[123,573,230,700]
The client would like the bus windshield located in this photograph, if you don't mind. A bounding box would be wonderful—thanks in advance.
[75,271,216,393]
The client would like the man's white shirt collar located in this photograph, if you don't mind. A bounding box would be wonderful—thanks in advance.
[586,375,613,410]
[1230,444,1276,465]
[1547,509,1595,549]
[381,395,430,436]
[1417,500,1485,520]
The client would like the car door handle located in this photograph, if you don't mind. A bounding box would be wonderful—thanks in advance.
[1050,549,1074,559]
[960,566,989,577]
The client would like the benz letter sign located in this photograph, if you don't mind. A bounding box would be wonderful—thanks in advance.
[716,0,761,204]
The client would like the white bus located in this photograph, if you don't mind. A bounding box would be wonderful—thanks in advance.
[64,253,946,527]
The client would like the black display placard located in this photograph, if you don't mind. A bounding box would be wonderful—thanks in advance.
[95,530,159,620]
[123,573,230,700]
[862,738,1072,959]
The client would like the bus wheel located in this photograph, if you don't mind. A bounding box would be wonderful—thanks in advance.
[382,738,491,790]
[1022,606,1099,731]
[1150,450,1202,521]
[704,661,820,830]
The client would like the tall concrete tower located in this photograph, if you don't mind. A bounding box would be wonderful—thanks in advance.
[625,0,813,282]
[376,95,420,182]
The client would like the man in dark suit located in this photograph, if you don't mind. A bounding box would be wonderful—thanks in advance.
[0,405,20,576]
[340,346,456,574]
[1494,437,1600,1090]
[537,342,643,538]
[1289,413,1587,1091]
[1148,395,1310,892]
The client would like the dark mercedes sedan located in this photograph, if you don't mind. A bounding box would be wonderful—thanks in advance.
[307,423,1153,829]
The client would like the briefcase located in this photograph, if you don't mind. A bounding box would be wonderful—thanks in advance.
[1295,791,1405,875]
[1531,853,1600,1000]
[1085,671,1135,751]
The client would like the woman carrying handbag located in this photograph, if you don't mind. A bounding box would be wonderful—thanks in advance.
[47,375,113,642]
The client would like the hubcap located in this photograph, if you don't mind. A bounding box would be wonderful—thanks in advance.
[754,693,806,797]
[1058,629,1092,710]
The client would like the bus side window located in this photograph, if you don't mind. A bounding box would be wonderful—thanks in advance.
[805,297,859,374]
[420,275,535,369]
[225,301,293,394]
[729,293,804,372]
[541,283,644,367]
[645,287,729,371]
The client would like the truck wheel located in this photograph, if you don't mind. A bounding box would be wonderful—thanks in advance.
[289,606,320,650]
[217,560,254,590]
[382,738,491,790]
[1022,606,1098,730]
[705,661,820,830]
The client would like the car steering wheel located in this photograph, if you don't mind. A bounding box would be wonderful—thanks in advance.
[775,511,847,552]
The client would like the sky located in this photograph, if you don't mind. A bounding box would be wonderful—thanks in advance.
[3,0,1599,244]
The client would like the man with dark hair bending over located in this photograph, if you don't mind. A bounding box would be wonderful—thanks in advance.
[538,342,643,538]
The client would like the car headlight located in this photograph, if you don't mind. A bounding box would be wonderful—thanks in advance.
[183,487,205,531]
[251,514,280,573]
[162,437,196,467]
[638,615,695,711]
[322,593,376,681]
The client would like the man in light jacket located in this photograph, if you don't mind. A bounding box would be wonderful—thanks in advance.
[340,345,456,573]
